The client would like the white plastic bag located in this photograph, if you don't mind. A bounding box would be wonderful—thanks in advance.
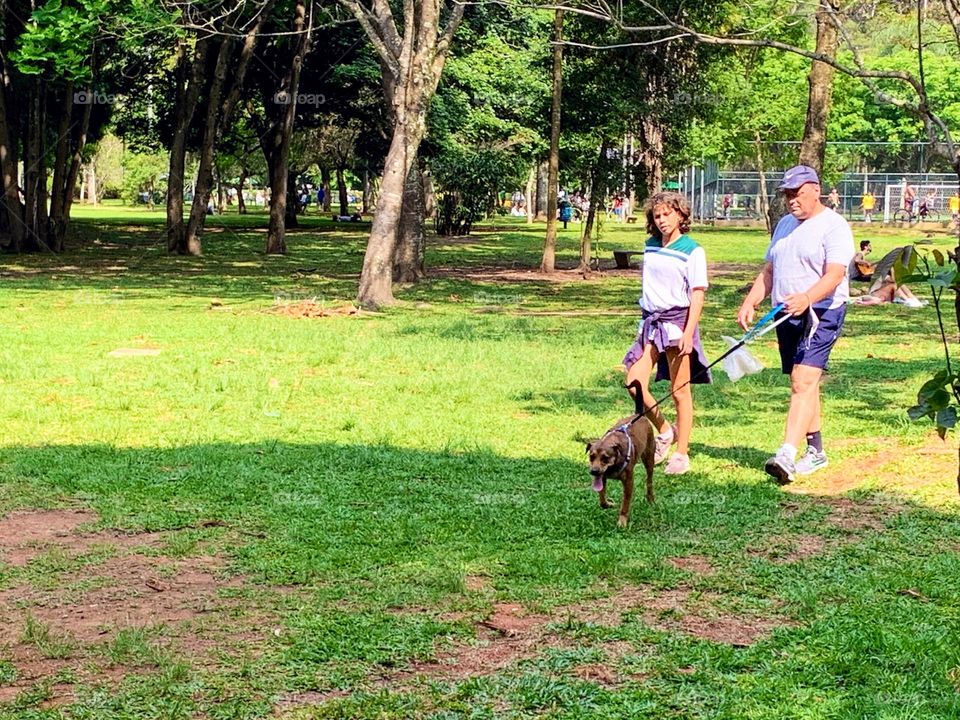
[720,336,765,382]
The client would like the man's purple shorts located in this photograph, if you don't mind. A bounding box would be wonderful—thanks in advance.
[775,304,846,374]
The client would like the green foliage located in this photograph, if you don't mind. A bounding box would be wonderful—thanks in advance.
[120,151,167,205]
[12,0,110,81]
[897,244,960,439]
[433,145,525,235]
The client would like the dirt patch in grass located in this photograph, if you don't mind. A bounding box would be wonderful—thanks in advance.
[270,300,361,319]
[427,262,757,286]
[0,508,284,708]
[0,509,97,556]
[787,435,956,505]
[668,555,716,575]
[747,533,827,563]
[821,498,889,532]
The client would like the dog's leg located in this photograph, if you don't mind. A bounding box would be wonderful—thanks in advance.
[618,471,634,528]
[644,453,655,504]
[598,479,614,509]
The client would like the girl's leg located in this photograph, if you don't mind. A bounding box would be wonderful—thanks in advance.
[626,343,670,434]
[664,348,693,455]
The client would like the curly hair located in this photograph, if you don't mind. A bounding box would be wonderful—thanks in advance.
[645,191,692,239]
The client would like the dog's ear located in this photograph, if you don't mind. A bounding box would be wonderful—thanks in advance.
[585,440,596,454]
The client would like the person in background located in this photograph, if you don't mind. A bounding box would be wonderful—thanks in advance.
[919,188,937,219]
[828,187,841,211]
[860,190,876,223]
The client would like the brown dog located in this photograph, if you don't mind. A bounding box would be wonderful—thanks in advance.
[586,415,656,527]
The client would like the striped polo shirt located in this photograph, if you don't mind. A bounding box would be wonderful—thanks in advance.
[639,234,708,341]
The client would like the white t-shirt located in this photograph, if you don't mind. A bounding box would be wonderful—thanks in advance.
[766,208,854,309]
[639,234,708,341]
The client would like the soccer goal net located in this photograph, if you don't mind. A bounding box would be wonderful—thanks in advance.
[883,183,955,222]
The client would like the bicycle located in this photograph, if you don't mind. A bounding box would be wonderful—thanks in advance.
[893,206,942,223]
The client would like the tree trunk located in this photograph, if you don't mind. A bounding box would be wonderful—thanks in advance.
[266,0,309,255]
[755,134,771,234]
[535,161,548,220]
[286,170,299,228]
[235,175,247,214]
[362,168,372,214]
[167,36,209,253]
[337,167,349,216]
[48,84,73,252]
[185,37,234,255]
[0,56,24,251]
[346,0,466,308]
[798,0,840,173]
[540,9,564,274]
[638,116,664,198]
[23,77,49,252]
[89,165,98,205]
[321,166,332,211]
[185,6,271,253]
[357,121,423,307]
[394,161,426,282]
[422,168,435,220]
[579,142,608,273]
[524,165,535,225]
[215,166,227,214]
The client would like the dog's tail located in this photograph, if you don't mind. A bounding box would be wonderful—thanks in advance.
[625,381,645,416]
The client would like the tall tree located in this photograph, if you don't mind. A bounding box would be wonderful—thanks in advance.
[166,33,209,252]
[540,9,564,273]
[263,0,312,255]
[182,2,274,255]
[339,0,466,308]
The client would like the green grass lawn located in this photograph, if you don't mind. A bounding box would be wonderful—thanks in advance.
[0,210,958,719]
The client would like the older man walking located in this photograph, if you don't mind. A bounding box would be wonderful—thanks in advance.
[737,165,855,484]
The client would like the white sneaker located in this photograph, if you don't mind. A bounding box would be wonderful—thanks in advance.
[764,449,796,485]
[795,446,828,476]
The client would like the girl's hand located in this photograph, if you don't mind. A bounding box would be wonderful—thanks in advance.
[678,332,694,356]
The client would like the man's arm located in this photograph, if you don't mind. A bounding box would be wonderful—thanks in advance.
[737,262,773,330]
[782,263,846,316]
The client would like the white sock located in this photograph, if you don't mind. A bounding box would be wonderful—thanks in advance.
[779,443,798,461]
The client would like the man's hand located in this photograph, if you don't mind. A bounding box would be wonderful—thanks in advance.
[783,292,812,316]
[736,301,756,331]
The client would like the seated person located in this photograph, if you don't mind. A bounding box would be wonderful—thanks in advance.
[853,271,924,308]
[850,240,874,281]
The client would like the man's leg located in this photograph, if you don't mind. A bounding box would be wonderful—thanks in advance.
[785,364,822,449]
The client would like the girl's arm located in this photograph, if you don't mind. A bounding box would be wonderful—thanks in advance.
[679,287,706,355]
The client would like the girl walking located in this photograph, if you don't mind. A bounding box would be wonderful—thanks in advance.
[622,191,711,475]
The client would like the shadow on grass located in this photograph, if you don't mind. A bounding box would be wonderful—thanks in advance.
[3,439,959,717]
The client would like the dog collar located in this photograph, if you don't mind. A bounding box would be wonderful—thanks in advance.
[601,424,633,475]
